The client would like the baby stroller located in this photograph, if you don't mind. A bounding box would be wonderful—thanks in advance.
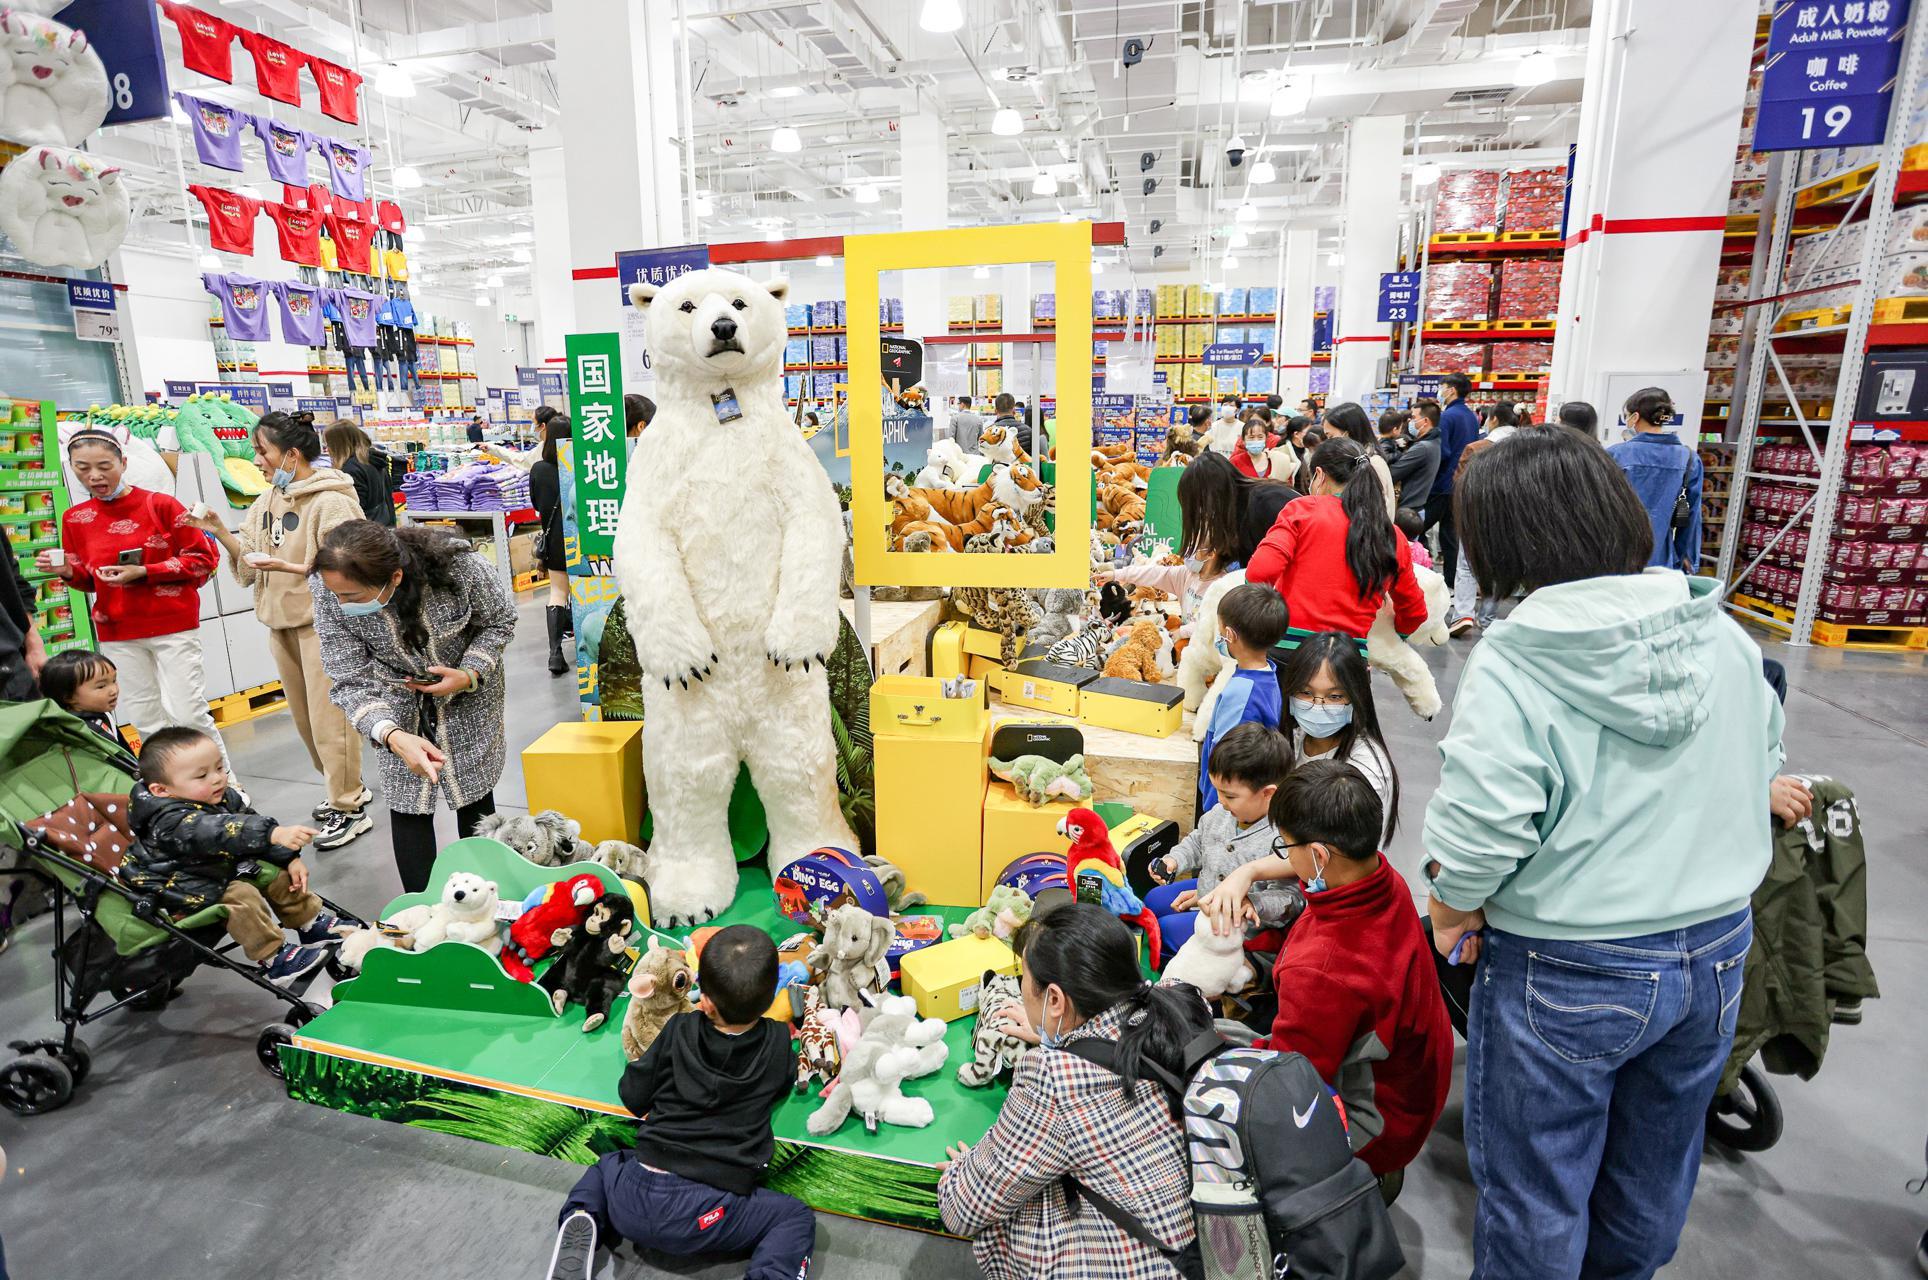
[0,700,363,1116]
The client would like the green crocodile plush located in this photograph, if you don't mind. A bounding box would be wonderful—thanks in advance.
[988,752,1092,807]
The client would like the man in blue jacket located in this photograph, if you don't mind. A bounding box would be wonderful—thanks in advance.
[1606,386,1702,571]
[1423,372,1481,583]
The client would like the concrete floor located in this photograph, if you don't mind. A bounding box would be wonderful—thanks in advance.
[1,593,1923,1279]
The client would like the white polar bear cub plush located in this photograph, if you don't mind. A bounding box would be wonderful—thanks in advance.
[388,872,502,953]
[616,267,857,926]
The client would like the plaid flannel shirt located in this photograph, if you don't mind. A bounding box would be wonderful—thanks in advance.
[938,1006,1193,1280]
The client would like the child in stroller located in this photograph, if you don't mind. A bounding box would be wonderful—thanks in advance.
[39,648,133,759]
[125,727,347,983]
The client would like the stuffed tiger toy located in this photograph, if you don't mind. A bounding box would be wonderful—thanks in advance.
[957,970,1030,1087]
[911,463,1045,537]
[977,422,1031,465]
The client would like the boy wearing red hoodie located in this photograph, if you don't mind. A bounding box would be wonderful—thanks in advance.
[1208,759,1452,1193]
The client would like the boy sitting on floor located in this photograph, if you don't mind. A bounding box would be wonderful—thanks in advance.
[125,726,343,983]
[1147,722,1301,957]
[546,924,813,1280]
[1200,760,1452,1195]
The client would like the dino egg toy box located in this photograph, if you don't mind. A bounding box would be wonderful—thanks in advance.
[987,849,1070,903]
[1078,676,1183,739]
[899,934,1018,1022]
[886,915,947,978]
[772,850,887,928]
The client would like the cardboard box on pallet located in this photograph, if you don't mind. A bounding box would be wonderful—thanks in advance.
[1424,261,1496,321]
[1499,168,1566,232]
[1433,170,1501,233]
[1491,341,1553,373]
[1497,259,1562,320]
[1421,341,1488,375]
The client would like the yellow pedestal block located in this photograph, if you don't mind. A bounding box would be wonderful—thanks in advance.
[981,780,1075,898]
[875,720,990,908]
[899,934,1019,1021]
[521,720,643,844]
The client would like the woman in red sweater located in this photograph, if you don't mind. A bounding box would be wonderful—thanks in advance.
[38,429,228,762]
[1245,437,1428,647]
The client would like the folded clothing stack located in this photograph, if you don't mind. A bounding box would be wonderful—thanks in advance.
[440,462,531,512]
[399,469,441,512]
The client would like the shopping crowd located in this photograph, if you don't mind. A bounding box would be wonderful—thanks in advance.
[29,390,1787,1280]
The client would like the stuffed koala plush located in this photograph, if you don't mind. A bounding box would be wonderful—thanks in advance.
[537,892,636,1032]
[475,810,592,867]
[806,903,893,1011]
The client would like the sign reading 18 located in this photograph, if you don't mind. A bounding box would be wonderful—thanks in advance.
[1799,103,1854,139]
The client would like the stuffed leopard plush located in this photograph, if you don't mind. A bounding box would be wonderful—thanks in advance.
[957,970,1030,1087]
[948,586,1037,664]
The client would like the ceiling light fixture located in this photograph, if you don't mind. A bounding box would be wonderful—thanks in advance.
[474,291,491,306]
[853,182,879,204]
[771,126,802,153]
[374,63,415,99]
[1330,251,1346,266]
[769,85,803,98]
[764,226,785,242]
[1235,203,1258,224]
[992,107,1023,136]
[512,247,532,263]
[486,274,504,288]
[1223,254,1239,269]
[692,193,714,218]
[1032,172,1058,196]
[1270,79,1312,117]
[198,251,221,269]
[919,0,963,34]
[1513,51,1555,87]
[1251,160,1277,183]
[1230,229,1250,248]
[1059,211,1077,222]
[1090,260,1103,275]
[1414,161,1441,186]
[394,165,423,189]
[972,265,991,279]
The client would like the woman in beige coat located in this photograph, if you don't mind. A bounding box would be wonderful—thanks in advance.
[188,410,370,849]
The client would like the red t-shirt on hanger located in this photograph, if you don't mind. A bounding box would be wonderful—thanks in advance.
[375,200,405,235]
[239,30,307,106]
[159,2,235,82]
[324,211,375,274]
[308,58,363,124]
[187,184,259,255]
[282,181,331,216]
[264,201,324,267]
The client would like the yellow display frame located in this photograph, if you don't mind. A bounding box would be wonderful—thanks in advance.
[846,223,1092,589]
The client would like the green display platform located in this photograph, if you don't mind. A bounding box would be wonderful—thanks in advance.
[282,841,1009,1235]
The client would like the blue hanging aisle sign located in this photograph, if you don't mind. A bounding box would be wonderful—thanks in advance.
[1377,272,1422,323]
[1756,0,1912,151]
[1202,343,1263,367]
[199,383,269,411]
[56,0,171,126]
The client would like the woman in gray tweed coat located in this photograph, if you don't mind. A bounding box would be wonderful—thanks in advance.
[311,520,516,891]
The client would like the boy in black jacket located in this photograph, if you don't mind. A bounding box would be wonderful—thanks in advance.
[547,924,811,1280]
[125,726,341,982]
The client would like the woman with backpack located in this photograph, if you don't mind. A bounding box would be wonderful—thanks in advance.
[937,904,1204,1278]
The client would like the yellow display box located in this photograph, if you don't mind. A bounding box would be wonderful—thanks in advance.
[521,721,644,844]
[899,934,1019,1022]
[959,625,1009,662]
[982,780,1075,898]
[876,718,990,907]
[1079,677,1185,739]
[985,658,1095,717]
[929,621,967,680]
[870,675,987,744]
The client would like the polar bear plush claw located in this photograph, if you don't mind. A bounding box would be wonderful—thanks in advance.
[616,268,857,924]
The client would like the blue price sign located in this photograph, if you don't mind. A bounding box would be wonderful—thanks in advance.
[537,369,567,397]
[66,279,114,311]
[164,380,195,398]
[56,0,170,126]
[266,382,294,399]
[1757,0,1910,151]
[201,383,269,411]
[1377,272,1422,323]
[1202,343,1263,367]
[516,366,541,389]
[614,243,710,307]
[296,397,336,415]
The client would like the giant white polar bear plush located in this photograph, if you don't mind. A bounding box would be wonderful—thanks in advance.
[616,267,857,925]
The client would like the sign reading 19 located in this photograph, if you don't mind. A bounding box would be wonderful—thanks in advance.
[1798,103,1855,140]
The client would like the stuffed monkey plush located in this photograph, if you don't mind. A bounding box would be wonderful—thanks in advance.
[538,892,637,1031]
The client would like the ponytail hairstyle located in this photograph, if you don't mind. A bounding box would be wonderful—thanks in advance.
[312,519,471,652]
[1277,631,1401,841]
[1622,385,1675,429]
[1322,401,1373,448]
[1010,903,1208,1103]
[255,410,321,463]
[1310,437,1398,600]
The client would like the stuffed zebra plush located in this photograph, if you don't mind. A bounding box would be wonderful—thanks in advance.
[957,970,1030,1087]
[1046,621,1110,670]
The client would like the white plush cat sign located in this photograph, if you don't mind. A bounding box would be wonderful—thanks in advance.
[0,146,126,269]
[0,11,110,146]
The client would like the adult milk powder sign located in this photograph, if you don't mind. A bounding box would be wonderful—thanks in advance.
[1755,0,1911,150]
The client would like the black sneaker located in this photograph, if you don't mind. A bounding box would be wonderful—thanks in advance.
[312,806,373,851]
[545,1209,598,1280]
[312,788,373,821]
[295,913,347,947]
[1831,997,1863,1025]
[263,943,329,984]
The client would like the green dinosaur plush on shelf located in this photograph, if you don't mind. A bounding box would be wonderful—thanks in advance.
[988,752,1092,807]
[947,884,1034,941]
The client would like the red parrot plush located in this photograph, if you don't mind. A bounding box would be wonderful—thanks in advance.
[502,872,604,982]
[1057,807,1163,967]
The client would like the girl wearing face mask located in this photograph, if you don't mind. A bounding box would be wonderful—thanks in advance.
[1231,412,1289,480]
[311,520,517,892]
[190,411,370,849]
[1276,631,1399,845]
[937,903,1206,1278]
[43,429,229,763]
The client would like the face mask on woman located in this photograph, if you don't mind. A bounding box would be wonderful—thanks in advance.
[1035,1002,1064,1049]
[100,481,128,501]
[271,466,296,490]
[338,579,395,618]
[1182,554,1205,574]
[1290,697,1353,738]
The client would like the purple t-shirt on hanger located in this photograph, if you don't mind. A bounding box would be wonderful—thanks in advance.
[272,279,326,346]
[201,272,272,341]
[248,113,313,186]
[329,285,380,348]
[324,138,370,202]
[175,91,246,172]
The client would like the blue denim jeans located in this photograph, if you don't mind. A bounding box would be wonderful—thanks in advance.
[1145,879,1199,956]
[1466,909,1751,1280]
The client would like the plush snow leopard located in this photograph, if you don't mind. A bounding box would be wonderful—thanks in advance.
[957,970,1030,1087]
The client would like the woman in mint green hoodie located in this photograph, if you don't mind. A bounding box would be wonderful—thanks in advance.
[1424,430,1784,1280]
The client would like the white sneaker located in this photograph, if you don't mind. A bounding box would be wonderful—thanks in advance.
[545,1210,599,1280]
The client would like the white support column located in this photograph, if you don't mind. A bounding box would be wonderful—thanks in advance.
[529,144,575,364]
[554,0,687,341]
[1548,0,1756,413]
[899,108,950,345]
[1331,115,1406,400]
[1276,227,1318,407]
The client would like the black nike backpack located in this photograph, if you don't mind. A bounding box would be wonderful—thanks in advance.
[1063,1030,1405,1280]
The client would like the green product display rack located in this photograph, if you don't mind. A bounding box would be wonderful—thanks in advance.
[0,401,92,657]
